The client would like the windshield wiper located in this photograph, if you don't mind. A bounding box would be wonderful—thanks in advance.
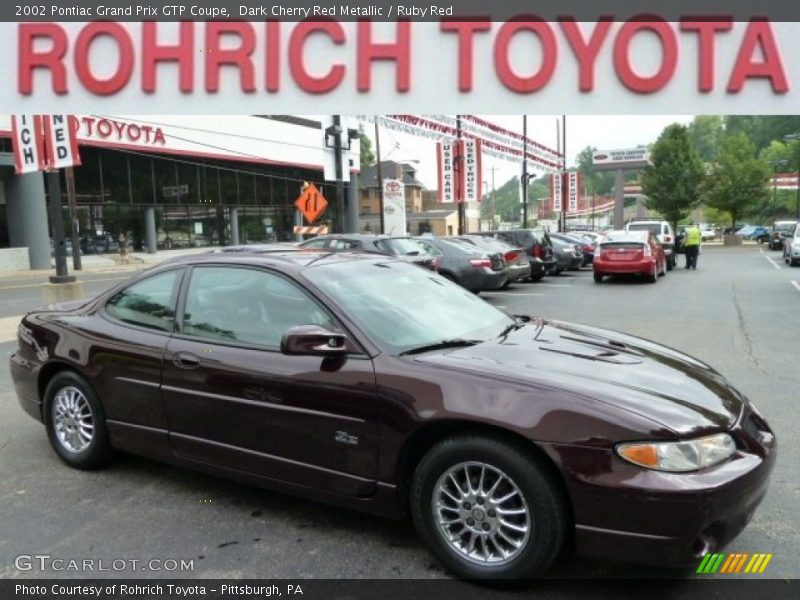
[498,317,525,338]
[399,339,482,356]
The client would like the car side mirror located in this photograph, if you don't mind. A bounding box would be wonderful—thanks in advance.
[280,325,349,357]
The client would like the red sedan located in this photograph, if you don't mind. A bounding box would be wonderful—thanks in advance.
[594,230,667,283]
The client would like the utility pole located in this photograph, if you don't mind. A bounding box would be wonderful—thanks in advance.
[375,119,385,234]
[561,114,566,233]
[332,115,345,233]
[489,166,498,229]
[783,133,800,218]
[522,115,528,228]
[456,115,466,234]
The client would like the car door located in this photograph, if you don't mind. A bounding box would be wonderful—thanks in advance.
[160,264,379,497]
[93,268,184,434]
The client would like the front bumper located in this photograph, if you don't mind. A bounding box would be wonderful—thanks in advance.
[10,353,43,422]
[542,408,776,568]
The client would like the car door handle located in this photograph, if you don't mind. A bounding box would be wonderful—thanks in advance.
[172,352,200,369]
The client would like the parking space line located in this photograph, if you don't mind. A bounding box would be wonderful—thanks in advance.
[764,255,782,270]
[792,281,800,294]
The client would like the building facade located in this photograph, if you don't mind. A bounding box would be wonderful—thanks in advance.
[358,160,480,236]
[0,115,360,269]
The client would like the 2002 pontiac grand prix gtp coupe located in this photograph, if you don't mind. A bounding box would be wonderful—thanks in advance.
[11,250,776,581]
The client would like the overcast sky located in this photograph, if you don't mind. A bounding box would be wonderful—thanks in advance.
[364,115,694,190]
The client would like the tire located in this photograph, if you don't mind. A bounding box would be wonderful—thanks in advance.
[646,273,657,283]
[43,371,114,470]
[593,272,603,283]
[529,273,544,282]
[410,435,567,581]
[666,256,674,271]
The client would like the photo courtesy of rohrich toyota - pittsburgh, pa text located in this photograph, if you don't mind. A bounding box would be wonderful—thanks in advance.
[0,1,798,599]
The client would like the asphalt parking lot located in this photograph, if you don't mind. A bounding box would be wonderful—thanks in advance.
[0,245,797,581]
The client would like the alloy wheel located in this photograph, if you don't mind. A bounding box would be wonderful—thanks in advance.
[51,386,94,454]
[432,461,531,566]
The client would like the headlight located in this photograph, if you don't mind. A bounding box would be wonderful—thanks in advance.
[616,433,736,472]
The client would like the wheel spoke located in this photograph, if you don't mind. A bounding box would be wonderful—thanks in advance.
[497,507,527,516]
[493,489,518,505]
[499,519,528,534]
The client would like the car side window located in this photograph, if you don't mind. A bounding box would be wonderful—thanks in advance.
[330,239,359,250]
[105,270,181,332]
[181,267,336,349]
[302,238,327,249]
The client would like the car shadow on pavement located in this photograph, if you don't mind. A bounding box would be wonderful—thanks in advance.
[106,454,695,581]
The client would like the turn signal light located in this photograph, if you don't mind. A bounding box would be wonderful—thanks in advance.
[618,444,659,468]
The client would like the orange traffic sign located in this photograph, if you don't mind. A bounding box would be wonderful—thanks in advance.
[294,183,328,224]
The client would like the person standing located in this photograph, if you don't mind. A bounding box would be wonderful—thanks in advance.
[118,232,128,263]
[684,223,701,270]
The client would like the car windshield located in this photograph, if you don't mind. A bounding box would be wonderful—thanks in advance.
[628,223,661,235]
[775,222,797,233]
[382,238,425,256]
[303,260,513,354]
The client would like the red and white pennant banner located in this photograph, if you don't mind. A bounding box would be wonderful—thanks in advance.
[10,114,46,175]
[362,115,561,171]
[11,114,81,174]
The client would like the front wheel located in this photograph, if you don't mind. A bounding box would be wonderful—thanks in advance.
[44,371,114,470]
[410,436,567,580]
[593,272,604,283]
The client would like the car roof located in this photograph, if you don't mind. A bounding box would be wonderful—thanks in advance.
[156,249,403,275]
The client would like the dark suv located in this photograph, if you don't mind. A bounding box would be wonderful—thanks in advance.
[473,229,556,281]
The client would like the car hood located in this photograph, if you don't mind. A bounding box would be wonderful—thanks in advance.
[414,319,744,436]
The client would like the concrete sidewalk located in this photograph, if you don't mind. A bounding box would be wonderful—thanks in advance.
[0,247,213,281]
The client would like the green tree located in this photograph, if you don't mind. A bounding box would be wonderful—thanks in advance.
[641,124,706,231]
[359,133,375,170]
[687,115,723,162]
[703,134,770,228]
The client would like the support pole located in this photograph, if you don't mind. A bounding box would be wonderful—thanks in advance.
[229,207,240,246]
[333,115,345,233]
[375,120,385,235]
[145,206,157,254]
[65,167,82,270]
[47,170,73,284]
[457,115,466,235]
[614,169,625,230]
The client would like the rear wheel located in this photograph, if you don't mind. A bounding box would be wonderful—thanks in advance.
[646,273,657,283]
[529,273,544,282]
[43,371,114,470]
[593,272,604,283]
[410,436,567,580]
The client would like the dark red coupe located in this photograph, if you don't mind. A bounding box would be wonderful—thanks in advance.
[10,251,775,580]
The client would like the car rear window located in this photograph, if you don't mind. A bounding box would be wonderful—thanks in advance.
[628,223,662,235]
